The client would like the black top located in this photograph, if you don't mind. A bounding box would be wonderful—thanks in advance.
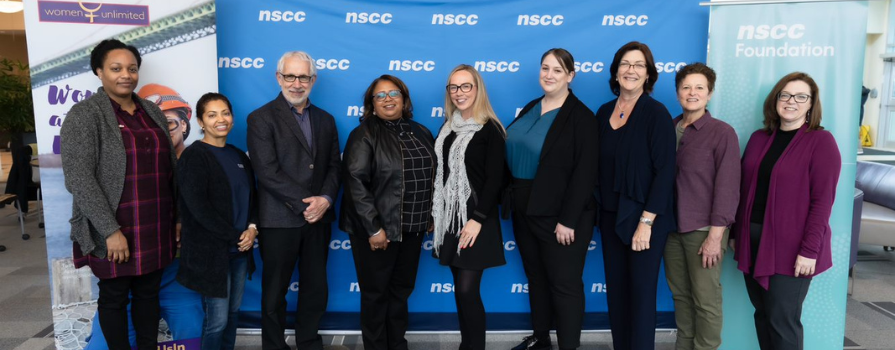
[208,144,251,253]
[440,119,506,222]
[750,128,798,224]
[176,141,257,298]
[598,119,624,212]
[435,119,507,270]
[384,118,435,233]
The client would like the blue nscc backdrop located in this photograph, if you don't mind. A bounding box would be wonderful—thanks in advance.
[215,0,709,331]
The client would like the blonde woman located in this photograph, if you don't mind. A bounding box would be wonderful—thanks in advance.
[432,64,507,350]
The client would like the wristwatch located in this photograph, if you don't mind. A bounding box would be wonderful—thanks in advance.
[248,223,259,234]
[639,216,654,227]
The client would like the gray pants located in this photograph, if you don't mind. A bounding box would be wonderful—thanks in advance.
[664,230,728,350]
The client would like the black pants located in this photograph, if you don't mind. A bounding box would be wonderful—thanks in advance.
[350,231,424,350]
[260,224,331,350]
[599,210,668,350]
[512,180,594,349]
[451,267,485,350]
[744,224,811,350]
[97,268,163,350]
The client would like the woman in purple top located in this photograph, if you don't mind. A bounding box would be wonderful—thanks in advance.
[664,63,740,350]
[61,39,177,350]
[732,72,841,350]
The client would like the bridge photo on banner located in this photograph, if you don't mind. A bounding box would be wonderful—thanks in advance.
[215,0,708,331]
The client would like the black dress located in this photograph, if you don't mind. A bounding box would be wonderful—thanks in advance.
[434,120,507,270]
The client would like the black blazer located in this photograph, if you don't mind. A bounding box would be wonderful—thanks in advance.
[246,94,341,228]
[594,94,676,243]
[340,116,435,242]
[176,142,257,298]
[508,91,599,228]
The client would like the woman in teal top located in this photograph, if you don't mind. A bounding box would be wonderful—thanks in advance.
[504,48,599,350]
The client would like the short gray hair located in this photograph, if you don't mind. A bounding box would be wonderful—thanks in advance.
[277,51,316,76]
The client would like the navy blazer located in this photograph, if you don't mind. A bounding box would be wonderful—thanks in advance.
[246,93,341,228]
[595,94,676,243]
[508,90,599,228]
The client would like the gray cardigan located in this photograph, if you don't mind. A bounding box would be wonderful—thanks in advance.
[60,88,176,258]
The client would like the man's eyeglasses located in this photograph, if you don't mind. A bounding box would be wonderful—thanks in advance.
[777,93,811,104]
[373,90,402,101]
[279,73,314,83]
[446,83,475,93]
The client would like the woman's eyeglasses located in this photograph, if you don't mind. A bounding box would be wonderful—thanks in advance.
[373,90,402,101]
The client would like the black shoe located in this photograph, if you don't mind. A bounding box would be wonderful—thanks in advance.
[510,335,551,350]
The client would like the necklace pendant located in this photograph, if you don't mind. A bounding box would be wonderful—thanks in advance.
[620,111,625,119]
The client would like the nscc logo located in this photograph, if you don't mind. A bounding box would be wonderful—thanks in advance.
[329,239,351,250]
[737,24,805,40]
[432,13,478,25]
[258,10,305,22]
[601,15,648,26]
[574,61,603,73]
[316,58,350,71]
[218,57,264,69]
[346,12,392,24]
[655,61,687,73]
[388,60,435,72]
[517,14,563,26]
[474,61,520,73]
[431,283,455,293]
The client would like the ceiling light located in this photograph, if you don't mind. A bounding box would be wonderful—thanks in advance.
[0,0,23,14]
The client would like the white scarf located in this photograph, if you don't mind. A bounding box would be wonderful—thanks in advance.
[432,111,483,256]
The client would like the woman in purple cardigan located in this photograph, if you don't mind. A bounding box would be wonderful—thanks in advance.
[732,72,841,350]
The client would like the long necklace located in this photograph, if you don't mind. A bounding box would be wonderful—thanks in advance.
[615,99,632,119]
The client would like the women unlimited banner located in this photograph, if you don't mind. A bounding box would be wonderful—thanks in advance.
[23,1,219,349]
[707,1,867,349]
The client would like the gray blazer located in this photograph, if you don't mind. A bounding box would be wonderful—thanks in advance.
[246,93,341,228]
[60,88,176,258]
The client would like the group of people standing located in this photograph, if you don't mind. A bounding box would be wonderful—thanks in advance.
[62,38,840,350]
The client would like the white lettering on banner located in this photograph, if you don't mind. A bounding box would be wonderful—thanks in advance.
[574,61,604,73]
[504,240,516,251]
[511,283,529,293]
[218,57,264,69]
[350,282,361,292]
[735,42,834,57]
[431,283,455,293]
[432,13,478,25]
[591,283,608,293]
[315,58,350,70]
[473,61,520,73]
[737,24,806,40]
[588,240,597,251]
[388,60,436,72]
[329,239,351,250]
[431,107,444,118]
[514,108,524,118]
[655,62,686,73]
[601,14,648,26]
[347,105,364,117]
[289,282,300,292]
[345,12,393,24]
[516,14,564,26]
[422,240,435,251]
[258,10,306,22]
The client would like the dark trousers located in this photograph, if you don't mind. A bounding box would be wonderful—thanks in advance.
[512,181,594,349]
[97,268,163,350]
[260,224,331,350]
[451,267,485,350]
[600,210,668,350]
[350,231,424,350]
[744,223,811,350]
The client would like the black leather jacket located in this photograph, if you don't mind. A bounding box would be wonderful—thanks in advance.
[339,116,435,242]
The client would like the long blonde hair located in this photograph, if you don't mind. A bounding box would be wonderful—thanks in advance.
[443,64,506,135]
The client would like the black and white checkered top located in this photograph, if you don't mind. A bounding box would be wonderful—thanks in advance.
[385,118,434,233]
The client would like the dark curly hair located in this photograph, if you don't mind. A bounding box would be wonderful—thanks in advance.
[361,74,413,122]
[90,39,142,76]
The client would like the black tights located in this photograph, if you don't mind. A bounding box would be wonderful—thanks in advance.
[451,267,485,350]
